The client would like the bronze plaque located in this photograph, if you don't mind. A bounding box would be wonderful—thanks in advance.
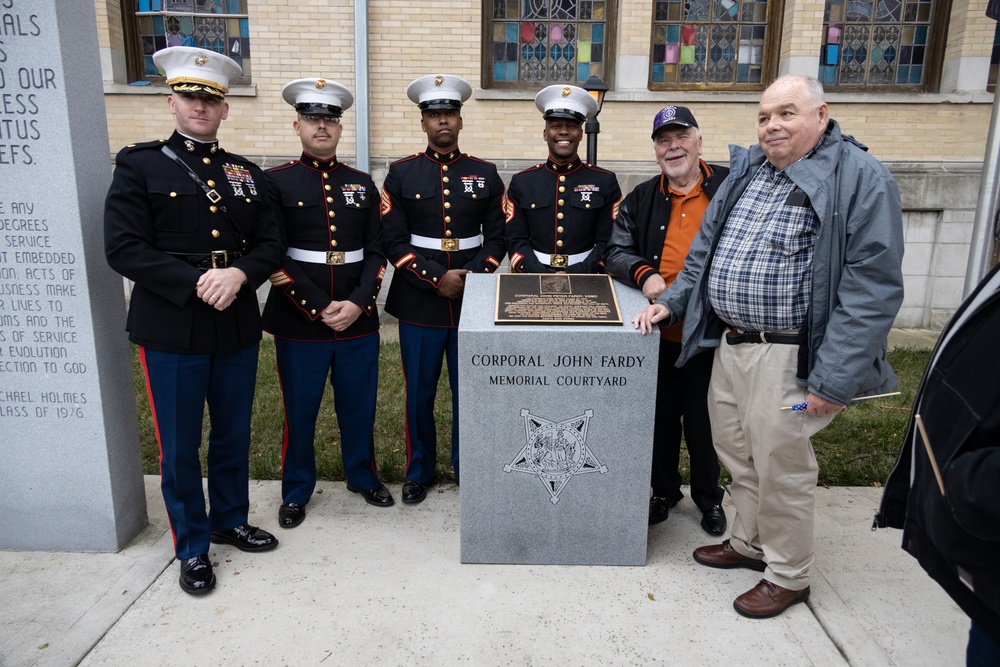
[494,273,623,325]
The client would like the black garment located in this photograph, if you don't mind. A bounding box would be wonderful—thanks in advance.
[653,339,722,510]
[604,162,729,510]
[104,131,283,353]
[877,263,1000,645]
[262,153,385,340]
[381,146,506,327]
[505,156,622,274]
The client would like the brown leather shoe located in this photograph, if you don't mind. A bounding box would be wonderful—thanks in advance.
[733,579,810,619]
[692,539,766,572]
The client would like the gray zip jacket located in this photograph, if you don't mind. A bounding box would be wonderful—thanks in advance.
[657,119,904,406]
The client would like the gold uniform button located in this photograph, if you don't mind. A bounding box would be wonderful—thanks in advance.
[301,300,307,305]
[444,202,451,209]
[328,211,335,217]
[472,194,477,198]
[558,199,565,206]
[443,176,450,183]
[327,197,334,203]
[411,263,417,268]
[557,212,564,220]
[325,184,332,191]
[331,240,338,247]
[445,230,452,237]
[421,270,427,275]
[559,186,566,193]
[557,226,564,233]
[445,216,451,223]
[207,180,216,187]
[210,205,218,213]
[323,173,329,179]
[290,290,296,295]
[416,194,421,200]
[330,225,337,232]
[311,309,317,315]
[444,189,451,196]
[585,204,591,208]
[298,201,304,207]
[202,157,211,165]
[530,203,536,209]
[212,229,221,238]
[559,175,566,182]
[245,198,251,203]
[442,165,449,172]
[556,240,564,247]
[170,192,177,197]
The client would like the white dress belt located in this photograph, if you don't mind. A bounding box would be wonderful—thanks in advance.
[286,247,365,265]
[410,234,481,251]
[533,248,593,267]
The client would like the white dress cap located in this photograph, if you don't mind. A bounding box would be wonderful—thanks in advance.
[153,46,242,98]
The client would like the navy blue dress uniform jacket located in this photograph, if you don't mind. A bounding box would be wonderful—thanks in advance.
[381,147,506,326]
[104,131,284,353]
[262,154,385,340]
[505,156,622,274]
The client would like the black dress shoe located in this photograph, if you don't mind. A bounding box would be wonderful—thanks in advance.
[401,480,427,505]
[278,502,306,528]
[649,497,671,526]
[701,505,728,536]
[179,554,215,595]
[347,483,395,507]
[210,524,279,552]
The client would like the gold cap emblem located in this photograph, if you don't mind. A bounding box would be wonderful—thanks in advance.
[194,56,207,67]
[561,87,571,97]
[434,75,444,86]
[315,79,326,89]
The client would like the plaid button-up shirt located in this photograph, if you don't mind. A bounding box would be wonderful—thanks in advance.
[707,148,821,332]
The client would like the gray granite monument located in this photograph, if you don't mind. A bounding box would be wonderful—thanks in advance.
[0,1,146,550]
[459,274,658,565]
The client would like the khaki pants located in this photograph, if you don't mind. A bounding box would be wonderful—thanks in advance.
[708,338,836,590]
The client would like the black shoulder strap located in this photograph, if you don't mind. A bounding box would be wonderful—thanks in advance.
[161,145,248,250]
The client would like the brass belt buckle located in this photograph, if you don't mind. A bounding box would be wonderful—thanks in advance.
[326,251,345,265]
[550,253,569,268]
[441,238,459,252]
[210,250,228,268]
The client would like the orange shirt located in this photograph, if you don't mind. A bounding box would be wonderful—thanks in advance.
[658,171,710,342]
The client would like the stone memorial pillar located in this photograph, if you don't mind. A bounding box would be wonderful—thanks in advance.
[459,274,658,565]
[0,1,146,550]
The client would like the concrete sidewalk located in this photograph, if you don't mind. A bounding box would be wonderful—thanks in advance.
[1,476,967,666]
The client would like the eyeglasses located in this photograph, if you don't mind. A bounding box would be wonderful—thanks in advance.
[299,114,340,125]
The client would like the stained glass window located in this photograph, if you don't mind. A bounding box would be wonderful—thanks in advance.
[649,0,776,89]
[487,0,615,87]
[818,0,943,89]
[134,0,251,81]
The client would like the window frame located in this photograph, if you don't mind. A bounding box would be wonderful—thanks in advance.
[121,0,252,86]
[817,0,949,93]
[480,0,620,91]
[646,0,783,91]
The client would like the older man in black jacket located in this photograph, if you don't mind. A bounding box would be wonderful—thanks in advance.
[605,106,729,534]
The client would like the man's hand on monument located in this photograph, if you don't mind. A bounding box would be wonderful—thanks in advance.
[632,303,670,335]
[321,300,362,331]
[438,269,470,299]
[196,267,247,311]
[642,274,667,302]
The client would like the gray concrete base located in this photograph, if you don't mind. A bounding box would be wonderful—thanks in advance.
[0,476,967,666]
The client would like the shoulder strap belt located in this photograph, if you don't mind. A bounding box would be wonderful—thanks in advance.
[161,145,248,251]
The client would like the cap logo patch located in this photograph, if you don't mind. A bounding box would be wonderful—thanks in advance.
[561,87,571,97]
[315,79,326,89]
[194,56,207,67]
[434,76,444,86]
[662,106,677,120]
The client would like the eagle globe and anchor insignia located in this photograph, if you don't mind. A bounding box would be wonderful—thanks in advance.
[504,409,607,504]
